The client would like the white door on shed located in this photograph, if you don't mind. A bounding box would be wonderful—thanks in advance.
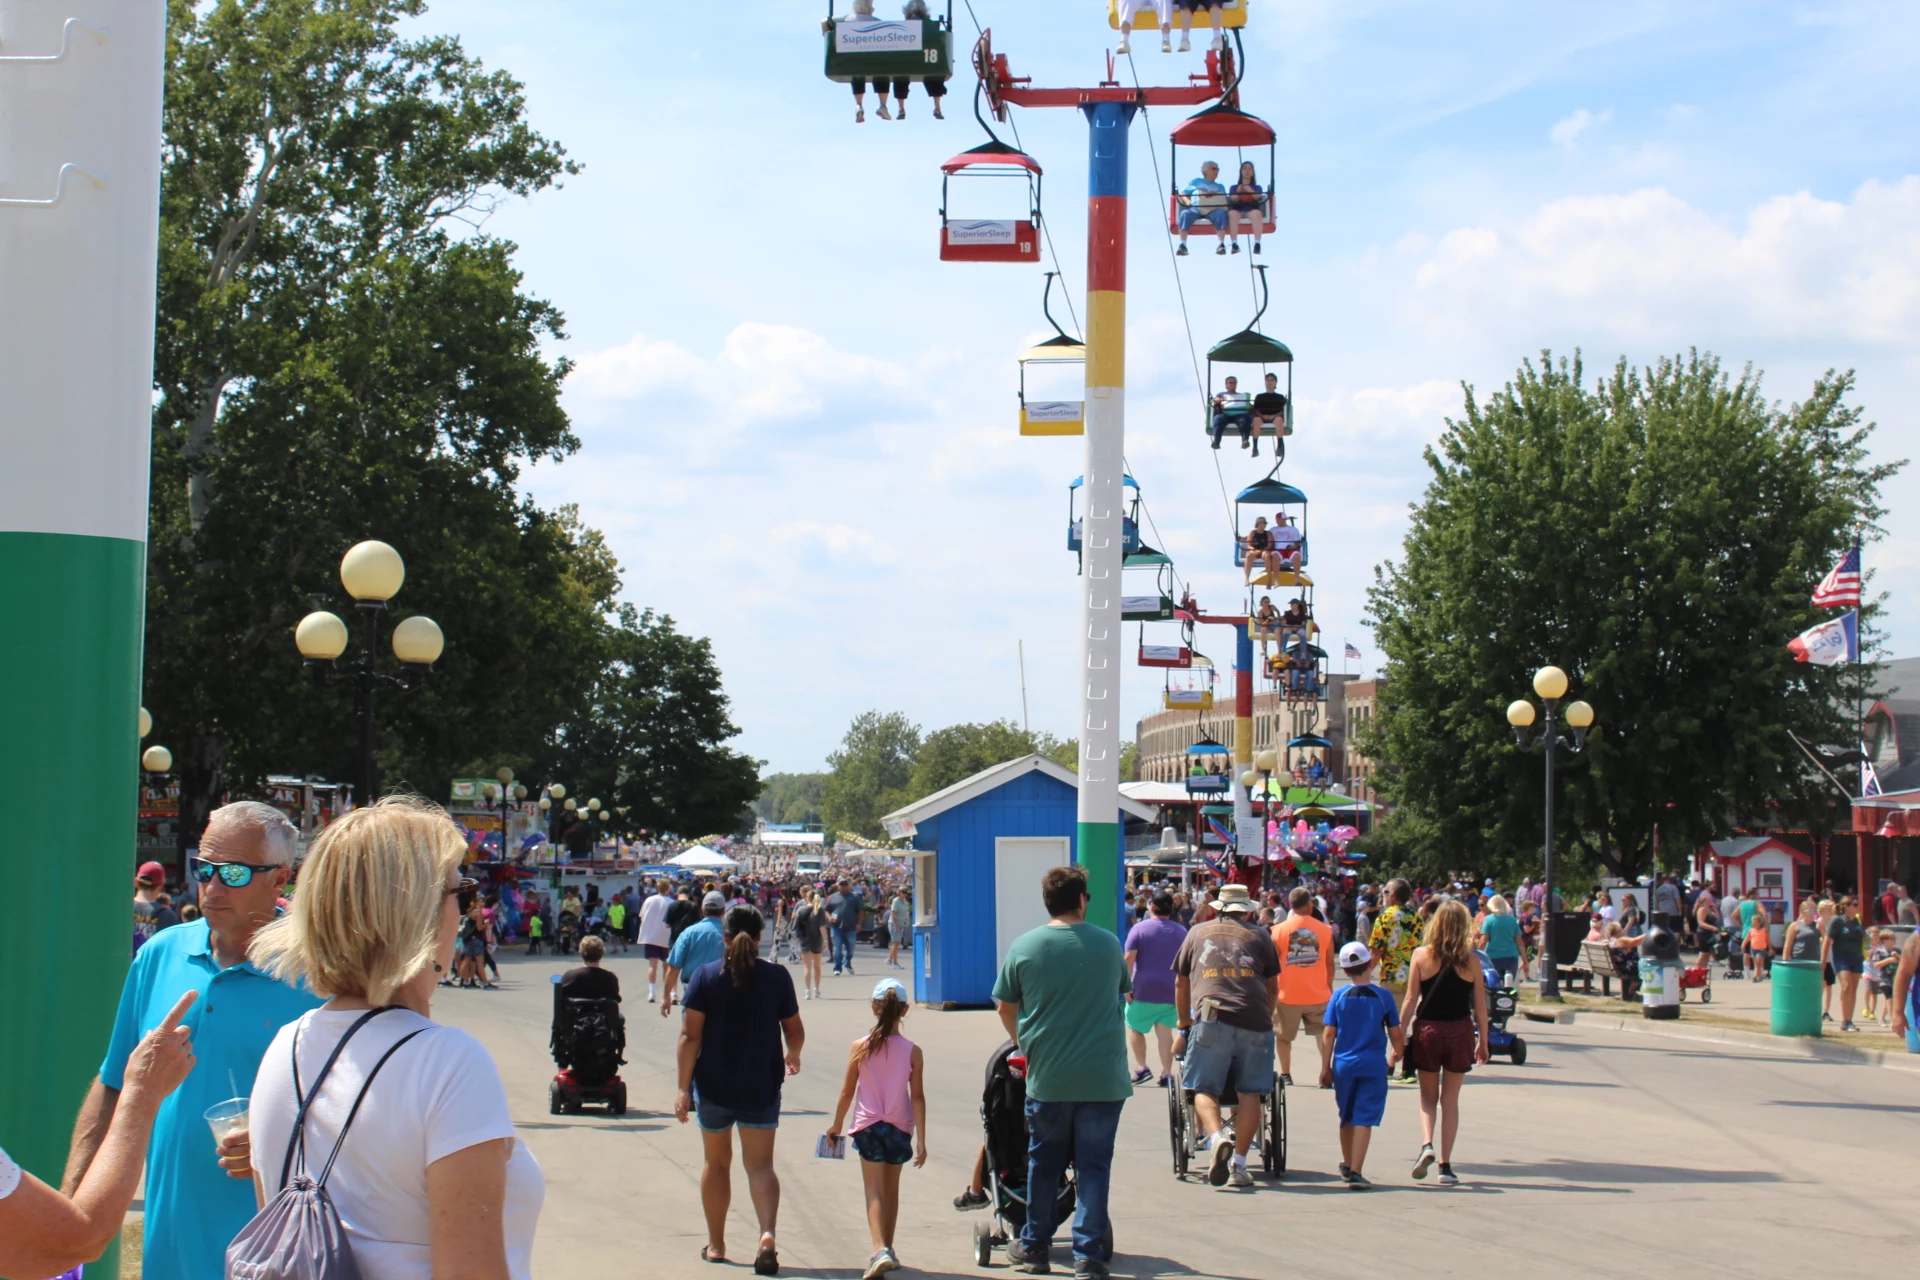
[995,837,1072,969]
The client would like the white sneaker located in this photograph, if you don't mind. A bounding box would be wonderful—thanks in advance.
[1178,33,1190,52]
[1207,1137,1233,1186]
[1161,35,1172,52]
[1211,33,1225,51]
[877,101,891,121]
[1226,1161,1255,1189]
[1412,1144,1436,1180]
[1116,36,1131,54]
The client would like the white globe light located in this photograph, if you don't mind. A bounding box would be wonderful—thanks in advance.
[391,615,444,665]
[295,611,349,661]
[1533,666,1569,700]
[139,706,152,738]
[141,745,173,773]
[548,783,566,800]
[340,540,405,602]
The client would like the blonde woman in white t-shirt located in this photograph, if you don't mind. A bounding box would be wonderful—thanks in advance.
[237,797,545,1280]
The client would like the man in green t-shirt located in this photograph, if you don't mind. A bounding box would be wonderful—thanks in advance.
[993,865,1130,1278]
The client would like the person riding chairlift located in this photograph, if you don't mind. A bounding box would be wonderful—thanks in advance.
[1176,160,1230,256]
[1242,515,1276,586]
[1212,375,1257,455]
[1227,160,1265,256]
[1251,372,1287,457]
[1278,597,1309,647]
[1272,513,1303,570]
[1175,0,1228,53]
[1115,0,1175,54]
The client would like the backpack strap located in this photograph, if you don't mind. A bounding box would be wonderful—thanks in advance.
[278,1006,401,1188]
[314,1028,427,1188]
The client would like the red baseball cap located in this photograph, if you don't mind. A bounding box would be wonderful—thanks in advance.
[136,861,166,887]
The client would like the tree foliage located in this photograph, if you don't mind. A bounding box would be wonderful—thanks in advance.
[819,714,1114,838]
[821,713,922,839]
[543,608,762,839]
[141,1,758,843]
[1365,352,1900,882]
[754,774,828,827]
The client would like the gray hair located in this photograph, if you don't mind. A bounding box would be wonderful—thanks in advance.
[207,800,298,865]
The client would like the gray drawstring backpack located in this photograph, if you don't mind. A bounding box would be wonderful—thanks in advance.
[226,1007,424,1280]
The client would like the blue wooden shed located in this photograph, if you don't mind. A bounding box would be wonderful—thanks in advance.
[881,754,1156,1007]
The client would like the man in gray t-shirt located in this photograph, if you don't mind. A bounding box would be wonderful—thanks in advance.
[825,881,863,975]
[1171,885,1280,1188]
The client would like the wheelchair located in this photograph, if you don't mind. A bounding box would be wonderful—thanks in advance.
[1165,1046,1286,1179]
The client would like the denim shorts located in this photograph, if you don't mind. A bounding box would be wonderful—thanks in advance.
[1180,1019,1275,1098]
[1179,208,1228,232]
[694,1088,780,1133]
[1831,954,1864,975]
[852,1120,914,1165]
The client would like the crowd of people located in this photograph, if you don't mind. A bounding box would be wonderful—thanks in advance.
[13,813,1920,1280]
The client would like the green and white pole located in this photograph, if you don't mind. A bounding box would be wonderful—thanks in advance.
[0,5,166,1263]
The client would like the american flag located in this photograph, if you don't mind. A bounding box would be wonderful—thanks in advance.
[1344,642,1363,660]
[1812,543,1861,608]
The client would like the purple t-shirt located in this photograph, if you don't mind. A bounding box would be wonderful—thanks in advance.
[1123,916,1188,1005]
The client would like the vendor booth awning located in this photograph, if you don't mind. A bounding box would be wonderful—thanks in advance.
[667,845,741,869]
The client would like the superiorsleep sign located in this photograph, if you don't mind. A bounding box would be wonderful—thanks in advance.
[835,19,923,53]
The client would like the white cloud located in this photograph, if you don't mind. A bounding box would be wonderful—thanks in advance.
[1550,106,1612,148]
[1404,177,1920,348]
[565,321,913,433]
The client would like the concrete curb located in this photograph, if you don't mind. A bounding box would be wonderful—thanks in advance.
[1522,1007,1920,1073]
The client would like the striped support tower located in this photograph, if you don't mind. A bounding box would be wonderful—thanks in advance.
[1233,620,1255,833]
[0,7,166,1267]
[1077,100,1138,934]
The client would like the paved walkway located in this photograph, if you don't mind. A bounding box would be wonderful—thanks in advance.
[1530,952,1905,1049]
[439,945,1920,1279]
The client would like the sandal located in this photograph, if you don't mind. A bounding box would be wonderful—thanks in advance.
[701,1245,726,1264]
[754,1243,780,1275]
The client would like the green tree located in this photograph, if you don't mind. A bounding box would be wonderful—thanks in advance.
[1365,352,1899,882]
[143,0,596,838]
[755,773,828,826]
[821,712,922,839]
[908,720,1047,796]
[546,607,762,840]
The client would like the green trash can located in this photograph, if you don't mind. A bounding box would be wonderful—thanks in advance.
[1770,959,1823,1037]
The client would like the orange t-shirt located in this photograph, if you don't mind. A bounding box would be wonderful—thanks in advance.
[1270,913,1334,1006]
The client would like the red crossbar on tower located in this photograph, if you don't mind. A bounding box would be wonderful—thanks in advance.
[972,31,1236,115]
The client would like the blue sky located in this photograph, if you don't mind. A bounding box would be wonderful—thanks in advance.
[416,0,1920,772]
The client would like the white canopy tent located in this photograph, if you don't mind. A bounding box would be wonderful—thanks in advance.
[667,845,741,870]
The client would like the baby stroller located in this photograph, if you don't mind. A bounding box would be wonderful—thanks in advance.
[971,1041,1091,1267]
[1474,950,1526,1065]
[549,991,628,1115]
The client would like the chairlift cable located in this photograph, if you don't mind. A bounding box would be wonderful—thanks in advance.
[960,0,1082,335]
[1126,49,1239,542]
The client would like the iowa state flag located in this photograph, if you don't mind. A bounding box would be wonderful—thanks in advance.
[1787,611,1857,666]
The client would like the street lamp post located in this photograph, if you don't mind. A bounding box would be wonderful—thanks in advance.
[1507,665,1596,1000]
[294,541,444,807]
[480,766,528,862]
[1249,749,1280,893]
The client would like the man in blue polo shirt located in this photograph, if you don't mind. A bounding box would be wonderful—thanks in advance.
[659,890,728,1015]
[62,801,321,1279]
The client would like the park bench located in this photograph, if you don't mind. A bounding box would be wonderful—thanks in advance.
[1561,940,1637,999]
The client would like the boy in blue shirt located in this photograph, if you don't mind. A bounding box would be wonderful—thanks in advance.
[1319,941,1405,1189]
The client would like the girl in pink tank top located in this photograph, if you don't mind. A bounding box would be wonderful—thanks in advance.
[826,980,927,1279]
